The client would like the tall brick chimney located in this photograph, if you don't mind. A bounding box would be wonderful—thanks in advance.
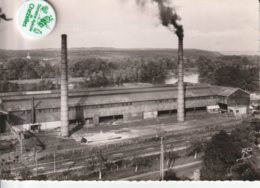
[177,37,185,122]
[60,34,69,137]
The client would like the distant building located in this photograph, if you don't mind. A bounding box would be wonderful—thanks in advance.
[0,83,250,132]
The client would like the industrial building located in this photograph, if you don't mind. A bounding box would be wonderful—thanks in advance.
[0,35,251,134]
[0,83,250,132]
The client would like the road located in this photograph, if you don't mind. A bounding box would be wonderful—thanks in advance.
[119,160,202,180]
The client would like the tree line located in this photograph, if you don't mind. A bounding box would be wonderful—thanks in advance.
[70,57,175,88]
[0,58,59,92]
[197,55,258,92]
[0,54,258,92]
[0,57,176,92]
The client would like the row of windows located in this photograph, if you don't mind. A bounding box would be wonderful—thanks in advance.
[68,102,133,110]
[186,95,217,101]
[159,99,177,103]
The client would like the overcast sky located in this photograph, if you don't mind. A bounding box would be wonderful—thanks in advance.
[0,0,258,53]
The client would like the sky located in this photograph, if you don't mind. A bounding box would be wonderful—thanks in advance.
[0,0,258,53]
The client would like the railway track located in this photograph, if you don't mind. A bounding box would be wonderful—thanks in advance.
[5,114,244,179]
[29,117,242,161]
[10,123,240,177]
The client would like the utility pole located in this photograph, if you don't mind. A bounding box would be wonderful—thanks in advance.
[160,135,164,180]
[20,133,23,157]
[31,97,35,124]
[157,118,165,180]
[35,149,38,177]
[54,148,56,173]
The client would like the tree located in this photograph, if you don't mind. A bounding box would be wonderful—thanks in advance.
[163,169,181,180]
[187,137,206,159]
[201,122,260,181]
[165,151,179,169]
[200,130,240,180]
[197,55,258,92]
[87,149,108,180]
[131,155,153,173]
[0,162,13,180]
[19,166,33,180]
[96,149,107,180]
[228,161,260,180]
[132,155,144,173]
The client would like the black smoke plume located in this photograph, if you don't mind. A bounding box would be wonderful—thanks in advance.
[136,0,183,39]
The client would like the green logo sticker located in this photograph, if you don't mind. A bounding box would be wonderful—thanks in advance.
[17,0,56,38]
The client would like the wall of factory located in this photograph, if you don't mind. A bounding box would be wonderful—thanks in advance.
[6,95,219,127]
[9,110,31,125]
[227,90,250,107]
[228,106,248,116]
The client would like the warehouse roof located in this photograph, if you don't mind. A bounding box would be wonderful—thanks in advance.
[216,87,247,97]
[1,83,249,111]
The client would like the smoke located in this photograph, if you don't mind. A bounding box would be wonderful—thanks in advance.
[136,0,184,39]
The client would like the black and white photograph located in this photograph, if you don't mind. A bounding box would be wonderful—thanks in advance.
[0,0,260,182]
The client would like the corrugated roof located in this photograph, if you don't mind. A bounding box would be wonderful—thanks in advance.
[1,84,249,111]
[217,87,240,96]
[216,87,250,97]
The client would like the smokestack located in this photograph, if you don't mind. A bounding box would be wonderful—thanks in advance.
[31,97,35,124]
[177,37,185,122]
[135,0,185,122]
[60,34,69,137]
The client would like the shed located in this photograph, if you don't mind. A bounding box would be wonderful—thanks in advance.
[206,105,220,113]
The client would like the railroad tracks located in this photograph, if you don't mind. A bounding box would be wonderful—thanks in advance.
[10,123,240,177]
[8,117,244,178]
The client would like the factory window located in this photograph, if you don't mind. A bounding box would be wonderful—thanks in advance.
[113,103,119,107]
[219,96,226,101]
[43,109,49,113]
[87,105,97,109]
[123,103,132,106]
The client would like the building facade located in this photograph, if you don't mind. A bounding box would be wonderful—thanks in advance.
[0,83,250,131]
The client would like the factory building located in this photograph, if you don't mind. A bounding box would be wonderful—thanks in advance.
[0,83,250,132]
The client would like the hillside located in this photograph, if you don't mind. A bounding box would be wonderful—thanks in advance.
[0,48,222,63]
